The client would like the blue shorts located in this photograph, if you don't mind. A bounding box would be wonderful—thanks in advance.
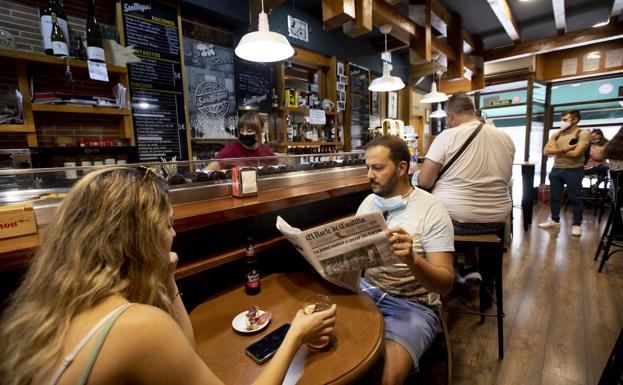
[360,278,439,372]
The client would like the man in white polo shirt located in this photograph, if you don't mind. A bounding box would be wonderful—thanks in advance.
[418,93,515,287]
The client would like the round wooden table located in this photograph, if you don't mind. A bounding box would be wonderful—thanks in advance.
[190,272,384,385]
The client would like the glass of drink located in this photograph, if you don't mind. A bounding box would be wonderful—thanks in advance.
[302,294,332,350]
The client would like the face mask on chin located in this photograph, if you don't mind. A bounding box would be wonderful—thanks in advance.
[373,195,407,215]
[239,133,257,147]
[560,121,573,130]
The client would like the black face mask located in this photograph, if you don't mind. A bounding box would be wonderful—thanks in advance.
[239,133,257,147]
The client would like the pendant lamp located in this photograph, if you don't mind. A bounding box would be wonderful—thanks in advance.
[235,0,294,63]
[420,55,448,103]
[368,25,405,92]
[429,103,446,118]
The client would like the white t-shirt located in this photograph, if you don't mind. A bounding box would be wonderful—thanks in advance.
[357,188,454,305]
[425,120,515,223]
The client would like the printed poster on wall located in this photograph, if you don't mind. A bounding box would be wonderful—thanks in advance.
[349,63,370,150]
[183,38,237,139]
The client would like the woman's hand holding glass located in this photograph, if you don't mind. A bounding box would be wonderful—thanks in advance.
[289,299,336,349]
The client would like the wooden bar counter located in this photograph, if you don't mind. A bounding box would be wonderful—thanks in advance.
[190,272,384,385]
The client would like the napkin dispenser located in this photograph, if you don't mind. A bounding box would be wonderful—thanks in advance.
[232,167,258,198]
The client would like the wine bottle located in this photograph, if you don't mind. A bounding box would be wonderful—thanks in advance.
[50,13,68,57]
[40,0,68,55]
[86,0,106,63]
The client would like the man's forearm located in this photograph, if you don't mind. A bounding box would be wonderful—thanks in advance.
[408,255,454,295]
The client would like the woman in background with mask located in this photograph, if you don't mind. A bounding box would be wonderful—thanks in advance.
[207,112,278,170]
[584,128,609,177]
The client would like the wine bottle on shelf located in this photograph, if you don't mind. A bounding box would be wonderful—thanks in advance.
[50,13,68,57]
[40,0,68,55]
[86,0,106,63]
[271,88,278,108]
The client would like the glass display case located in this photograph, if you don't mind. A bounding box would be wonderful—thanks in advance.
[0,151,367,226]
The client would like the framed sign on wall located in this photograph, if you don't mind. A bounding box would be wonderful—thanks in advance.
[387,91,398,119]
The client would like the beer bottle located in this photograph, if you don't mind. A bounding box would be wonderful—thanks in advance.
[244,237,261,295]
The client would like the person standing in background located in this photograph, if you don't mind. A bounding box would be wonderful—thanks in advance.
[584,128,609,177]
[539,110,590,236]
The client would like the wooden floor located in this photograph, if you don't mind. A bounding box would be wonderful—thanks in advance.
[444,203,623,385]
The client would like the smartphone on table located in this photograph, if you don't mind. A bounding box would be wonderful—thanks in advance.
[245,323,290,364]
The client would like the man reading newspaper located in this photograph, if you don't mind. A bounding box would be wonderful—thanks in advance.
[277,136,455,383]
[359,135,454,384]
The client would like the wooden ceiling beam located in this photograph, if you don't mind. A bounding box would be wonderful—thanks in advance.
[410,0,432,64]
[322,0,356,30]
[343,0,373,37]
[371,0,420,44]
[486,0,520,42]
[484,21,623,62]
[446,14,464,79]
[552,0,566,35]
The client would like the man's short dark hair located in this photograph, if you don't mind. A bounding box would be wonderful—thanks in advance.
[444,93,475,115]
[561,110,581,122]
[365,135,410,170]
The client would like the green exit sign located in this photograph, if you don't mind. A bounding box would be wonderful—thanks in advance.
[489,99,513,107]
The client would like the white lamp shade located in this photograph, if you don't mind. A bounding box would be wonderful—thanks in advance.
[235,12,294,63]
[420,81,448,103]
[368,61,405,92]
[430,103,446,118]
[369,75,405,92]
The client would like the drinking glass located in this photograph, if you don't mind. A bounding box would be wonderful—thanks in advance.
[302,294,332,349]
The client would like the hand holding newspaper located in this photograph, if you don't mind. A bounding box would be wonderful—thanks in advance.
[276,211,402,291]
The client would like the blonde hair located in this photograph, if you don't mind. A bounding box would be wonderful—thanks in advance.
[0,167,174,385]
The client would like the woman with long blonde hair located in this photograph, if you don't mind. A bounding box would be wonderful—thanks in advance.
[0,167,335,385]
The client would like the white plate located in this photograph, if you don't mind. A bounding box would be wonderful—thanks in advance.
[232,309,271,333]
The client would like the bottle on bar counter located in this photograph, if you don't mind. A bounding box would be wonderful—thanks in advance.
[86,0,106,63]
[40,0,68,55]
[244,237,261,295]
[50,13,68,57]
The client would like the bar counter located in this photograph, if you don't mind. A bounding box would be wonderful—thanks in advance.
[0,175,371,272]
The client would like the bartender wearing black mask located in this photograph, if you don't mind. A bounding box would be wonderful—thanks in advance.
[207,112,277,170]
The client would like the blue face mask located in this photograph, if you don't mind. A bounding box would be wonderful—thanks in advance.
[373,195,407,216]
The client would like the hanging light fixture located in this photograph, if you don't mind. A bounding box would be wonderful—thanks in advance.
[420,55,448,103]
[368,24,405,92]
[235,0,294,63]
[429,103,446,118]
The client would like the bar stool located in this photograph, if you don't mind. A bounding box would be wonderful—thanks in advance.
[594,170,623,272]
[452,232,505,360]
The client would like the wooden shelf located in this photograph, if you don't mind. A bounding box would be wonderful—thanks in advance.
[0,123,35,133]
[284,74,311,82]
[0,48,128,74]
[31,104,131,115]
[276,107,338,115]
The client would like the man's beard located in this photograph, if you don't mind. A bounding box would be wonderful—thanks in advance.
[371,171,399,197]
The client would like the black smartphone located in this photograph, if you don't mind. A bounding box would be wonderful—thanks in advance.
[569,138,579,145]
[245,323,290,364]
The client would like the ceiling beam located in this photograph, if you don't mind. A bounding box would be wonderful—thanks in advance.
[486,0,521,42]
[371,0,420,44]
[612,0,623,19]
[343,0,373,37]
[552,0,566,35]
[322,0,356,30]
[410,0,432,64]
[447,16,464,79]
[484,21,623,62]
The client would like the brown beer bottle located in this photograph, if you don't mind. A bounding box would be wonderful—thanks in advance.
[244,236,260,295]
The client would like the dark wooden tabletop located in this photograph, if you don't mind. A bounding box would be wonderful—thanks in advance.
[190,272,384,385]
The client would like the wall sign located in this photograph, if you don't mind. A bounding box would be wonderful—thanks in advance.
[184,37,237,139]
[121,0,189,161]
[235,58,272,113]
[490,99,512,107]
[349,63,370,149]
[288,15,309,42]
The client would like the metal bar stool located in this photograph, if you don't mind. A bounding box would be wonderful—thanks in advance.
[594,170,623,272]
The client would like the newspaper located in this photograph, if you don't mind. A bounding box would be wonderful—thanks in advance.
[276,211,402,291]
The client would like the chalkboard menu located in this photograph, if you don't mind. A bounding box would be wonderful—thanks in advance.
[235,59,272,112]
[349,64,370,149]
[121,0,189,161]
